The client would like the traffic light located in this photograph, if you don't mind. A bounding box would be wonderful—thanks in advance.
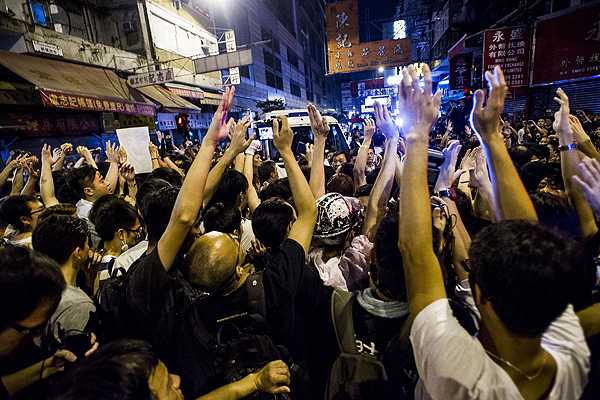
[176,113,188,130]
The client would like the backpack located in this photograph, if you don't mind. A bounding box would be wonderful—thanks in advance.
[326,289,416,400]
[93,264,130,342]
[207,271,309,399]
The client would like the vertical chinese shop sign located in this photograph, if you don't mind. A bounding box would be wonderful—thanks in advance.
[326,0,411,75]
[532,4,600,85]
[483,26,531,88]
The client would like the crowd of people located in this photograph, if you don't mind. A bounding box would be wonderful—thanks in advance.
[1,64,600,400]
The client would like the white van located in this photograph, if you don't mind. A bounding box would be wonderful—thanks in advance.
[255,109,349,155]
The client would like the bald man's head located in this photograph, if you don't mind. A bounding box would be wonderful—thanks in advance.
[183,232,240,292]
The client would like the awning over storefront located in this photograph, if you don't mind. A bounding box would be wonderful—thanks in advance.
[0,50,155,116]
[200,91,223,106]
[136,85,201,113]
[164,83,205,100]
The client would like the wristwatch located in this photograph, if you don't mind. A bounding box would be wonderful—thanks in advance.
[436,188,456,201]
[558,143,578,152]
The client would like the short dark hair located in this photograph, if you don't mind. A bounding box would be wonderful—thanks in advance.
[252,198,294,248]
[89,195,140,242]
[32,215,89,265]
[0,245,65,330]
[327,173,354,197]
[469,220,581,337]
[135,178,172,213]
[372,213,406,301]
[53,170,79,204]
[531,192,578,237]
[148,167,183,188]
[209,169,248,208]
[259,178,292,202]
[38,203,77,223]
[50,339,158,400]
[258,161,276,184]
[141,185,178,244]
[66,165,97,200]
[0,195,37,231]
[203,203,241,234]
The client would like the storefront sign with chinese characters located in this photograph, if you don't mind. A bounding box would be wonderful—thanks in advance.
[157,113,177,130]
[167,87,205,99]
[40,90,155,117]
[449,53,472,90]
[483,26,531,87]
[326,0,411,74]
[532,4,600,85]
[127,68,175,88]
[1,112,99,137]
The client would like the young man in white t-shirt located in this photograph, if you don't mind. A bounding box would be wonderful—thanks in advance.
[396,64,590,400]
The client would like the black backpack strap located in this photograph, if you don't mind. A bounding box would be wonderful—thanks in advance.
[246,271,266,319]
[331,288,357,354]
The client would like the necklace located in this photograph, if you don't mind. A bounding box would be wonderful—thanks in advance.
[485,350,548,381]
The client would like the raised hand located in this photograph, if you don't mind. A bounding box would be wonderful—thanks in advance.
[118,146,128,164]
[119,162,136,182]
[76,145,93,161]
[41,144,53,166]
[364,117,375,140]
[373,101,398,139]
[273,116,294,154]
[205,86,236,145]
[60,143,73,155]
[105,141,119,163]
[434,140,462,192]
[553,88,572,137]
[252,360,291,394]
[399,63,442,141]
[572,157,600,217]
[569,115,591,144]
[149,142,160,159]
[471,147,492,190]
[470,66,507,142]
[228,115,255,155]
[308,103,330,141]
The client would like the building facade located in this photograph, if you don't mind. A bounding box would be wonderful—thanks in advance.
[213,0,330,113]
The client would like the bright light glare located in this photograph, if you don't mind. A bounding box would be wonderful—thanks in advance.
[387,75,402,86]
[394,117,404,127]
[378,66,385,73]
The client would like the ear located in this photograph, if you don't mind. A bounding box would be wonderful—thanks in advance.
[72,246,85,261]
[19,215,32,227]
[83,186,94,198]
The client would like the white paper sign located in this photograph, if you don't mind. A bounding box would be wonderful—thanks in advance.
[116,126,152,174]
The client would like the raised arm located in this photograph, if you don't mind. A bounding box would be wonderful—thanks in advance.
[157,87,235,271]
[554,89,598,238]
[307,104,330,199]
[353,118,375,189]
[76,146,98,169]
[273,116,317,254]
[202,116,253,208]
[104,141,120,194]
[20,159,39,196]
[572,157,600,220]
[363,103,398,240]
[397,64,447,316]
[149,142,161,170]
[470,66,537,222]
[40,145,59,207]
[243,141,262,213]
[10,167,25,196]
[570,115,600,163]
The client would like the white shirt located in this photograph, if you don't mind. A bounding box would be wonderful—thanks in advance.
[411,299,590,400]
[76,199,94,220]
[240,218,255,252]
[112,240,148,276]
